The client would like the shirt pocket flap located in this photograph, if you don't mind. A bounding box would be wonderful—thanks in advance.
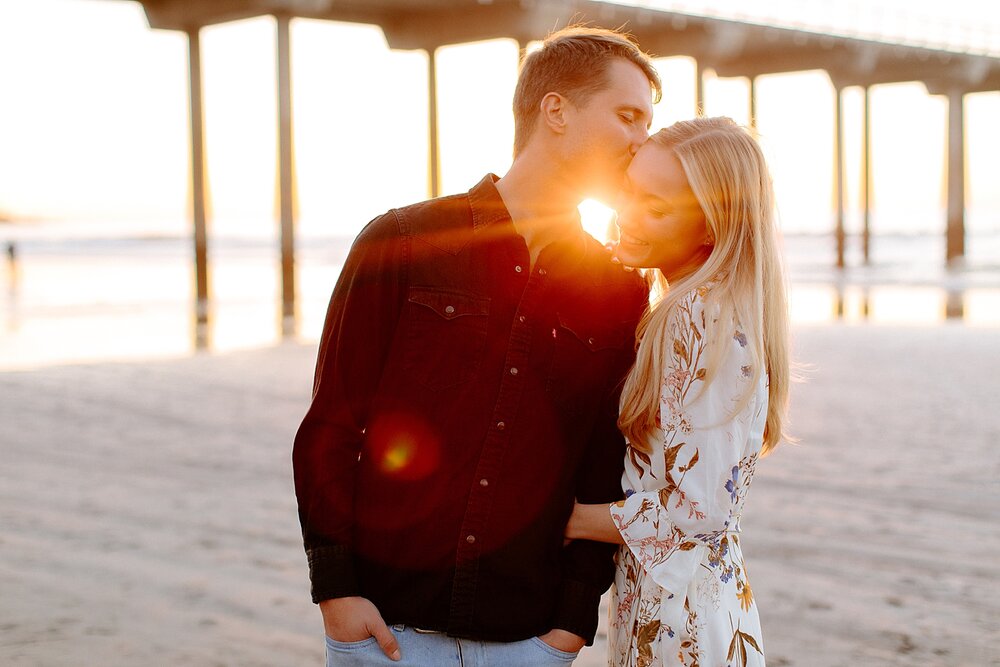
[556,312,625,352]
[408,288,490,321]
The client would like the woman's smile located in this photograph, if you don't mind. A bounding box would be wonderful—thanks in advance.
[618,229,649,246]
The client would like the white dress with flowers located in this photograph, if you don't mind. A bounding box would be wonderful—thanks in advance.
[608,288,768,667]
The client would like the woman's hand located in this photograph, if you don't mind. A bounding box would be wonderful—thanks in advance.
[537,628,586,653]
[565,500,625,544]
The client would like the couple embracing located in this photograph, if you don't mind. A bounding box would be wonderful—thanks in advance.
[293,25,789,667]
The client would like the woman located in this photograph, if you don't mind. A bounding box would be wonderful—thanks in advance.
[566,117,790,667]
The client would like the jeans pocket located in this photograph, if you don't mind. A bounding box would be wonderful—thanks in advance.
[325,634,381,667]
[529,636,580,662]
[325,634,379,651]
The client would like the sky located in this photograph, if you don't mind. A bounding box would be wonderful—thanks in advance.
[0,0,998,242]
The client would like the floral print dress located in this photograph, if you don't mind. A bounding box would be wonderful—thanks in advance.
[608,288,768,667]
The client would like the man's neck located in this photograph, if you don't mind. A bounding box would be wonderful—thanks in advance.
[495,157,583,269]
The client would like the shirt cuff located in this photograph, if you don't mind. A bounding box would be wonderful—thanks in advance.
[550,578,603,645]
[306,545,361,603]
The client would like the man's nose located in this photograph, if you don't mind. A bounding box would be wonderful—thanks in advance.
[628,130,649,156]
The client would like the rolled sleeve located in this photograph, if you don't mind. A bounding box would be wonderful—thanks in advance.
[550,577,605,645]
[307,545,361,603]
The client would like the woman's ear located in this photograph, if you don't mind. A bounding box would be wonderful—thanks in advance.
[703,222,716,247]
[539,92,568,135]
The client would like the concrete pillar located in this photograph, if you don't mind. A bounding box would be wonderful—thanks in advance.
[834,86,845,269]
[862,85,871,265]
[427,47,440,198]
[276,13,297,337]
[185,26,210,348]
[946,90,966,265]
[696,61,705,115]
[945,288,964,320]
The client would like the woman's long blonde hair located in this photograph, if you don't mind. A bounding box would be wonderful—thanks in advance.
[618,117,790,455]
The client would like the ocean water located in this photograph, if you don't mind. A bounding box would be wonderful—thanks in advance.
[1,231,998,371]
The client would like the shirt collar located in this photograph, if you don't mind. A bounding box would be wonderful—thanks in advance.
[468,174,592,275]
[469,174,512,232]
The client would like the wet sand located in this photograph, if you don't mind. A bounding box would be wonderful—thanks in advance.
[1,324,997,666]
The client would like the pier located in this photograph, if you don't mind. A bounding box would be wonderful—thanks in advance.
[112,0,1000,333]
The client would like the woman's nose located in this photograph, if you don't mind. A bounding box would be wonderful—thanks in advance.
[615,212,638,235]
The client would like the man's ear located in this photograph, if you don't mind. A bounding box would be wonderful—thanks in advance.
[539,92,568,136]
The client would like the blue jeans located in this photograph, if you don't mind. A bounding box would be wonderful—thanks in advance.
[325,624,579,666]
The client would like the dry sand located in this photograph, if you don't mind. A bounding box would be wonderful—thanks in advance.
[1,323,998,666]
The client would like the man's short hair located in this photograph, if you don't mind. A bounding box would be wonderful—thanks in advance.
[512,26,662,156]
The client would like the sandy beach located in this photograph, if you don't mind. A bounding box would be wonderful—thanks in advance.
[1,323,998,666]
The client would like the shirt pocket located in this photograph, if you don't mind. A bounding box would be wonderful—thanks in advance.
[546,311,626,413]
[401,287,490,391]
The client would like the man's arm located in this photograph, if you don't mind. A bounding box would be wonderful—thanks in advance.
[292,212,404,619]
[549,370,630,646]
[550,273,646,648]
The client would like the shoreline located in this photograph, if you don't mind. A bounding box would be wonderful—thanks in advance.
[1,233,998,373]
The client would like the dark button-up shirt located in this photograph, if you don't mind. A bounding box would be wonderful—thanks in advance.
[293,174,648,643]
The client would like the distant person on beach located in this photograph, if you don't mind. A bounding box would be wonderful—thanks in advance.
[5,241,17,288]
[564,117,790,666]
[293,27,660,665]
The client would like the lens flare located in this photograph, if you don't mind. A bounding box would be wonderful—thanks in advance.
[366,411,441,481]
[382,438,415,473]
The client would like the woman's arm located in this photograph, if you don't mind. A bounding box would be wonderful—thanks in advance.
[565,501,625,544]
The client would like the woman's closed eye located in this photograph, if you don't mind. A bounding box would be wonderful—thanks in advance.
[646,198,671,218]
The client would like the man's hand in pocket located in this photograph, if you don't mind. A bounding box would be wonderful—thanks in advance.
[319,596,401,661]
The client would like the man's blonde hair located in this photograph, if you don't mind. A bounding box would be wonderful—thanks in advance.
[512,26,662,156]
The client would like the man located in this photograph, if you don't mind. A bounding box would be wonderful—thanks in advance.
[293,26,661,665]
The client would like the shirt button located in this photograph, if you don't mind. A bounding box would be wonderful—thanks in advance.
[539,268,547,276]
[479,478,489,487]
[514,265,523,273]
[588,337,595,345]
[444,305,455,315]
[496,421,505,430]
[466,535,476,544]
[518,315,526,323]
[509,367,518,376]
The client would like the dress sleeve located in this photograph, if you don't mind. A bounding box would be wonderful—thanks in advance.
[608,289,761,594]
